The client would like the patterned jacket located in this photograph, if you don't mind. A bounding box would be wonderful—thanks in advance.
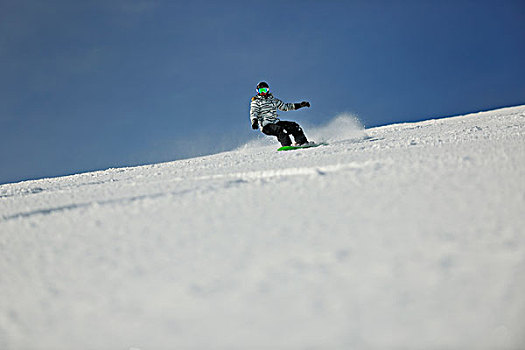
[250,93,296,129]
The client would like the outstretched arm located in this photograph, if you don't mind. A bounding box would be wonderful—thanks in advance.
[274,97,296,112]
[275,97,310,111]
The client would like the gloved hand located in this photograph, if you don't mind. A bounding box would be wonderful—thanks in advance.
[251,119,259,130]
[294,101,311,109]
[300,101,311,108]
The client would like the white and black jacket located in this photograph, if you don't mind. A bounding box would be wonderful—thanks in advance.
[250,93,296,129]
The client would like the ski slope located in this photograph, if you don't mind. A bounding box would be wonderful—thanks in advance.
[1,106,524,349]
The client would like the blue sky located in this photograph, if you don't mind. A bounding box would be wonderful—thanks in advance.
[1,0,524,184]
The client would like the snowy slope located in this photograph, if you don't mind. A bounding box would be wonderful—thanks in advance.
[1,106,524,349]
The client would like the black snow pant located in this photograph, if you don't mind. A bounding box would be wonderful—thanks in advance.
[262,121,308,147]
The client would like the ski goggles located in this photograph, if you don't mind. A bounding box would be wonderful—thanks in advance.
[257,87,269,94]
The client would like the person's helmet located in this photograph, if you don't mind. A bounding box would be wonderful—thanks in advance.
[256,81,270,95]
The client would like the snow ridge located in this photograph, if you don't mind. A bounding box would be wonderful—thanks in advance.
[1,105,524,349]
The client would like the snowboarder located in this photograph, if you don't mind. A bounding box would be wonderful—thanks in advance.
[250,81,311,147]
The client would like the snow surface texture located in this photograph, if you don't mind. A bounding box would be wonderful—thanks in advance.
[1,106,524,349]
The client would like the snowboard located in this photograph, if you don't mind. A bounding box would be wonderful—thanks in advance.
[277,142,327,151]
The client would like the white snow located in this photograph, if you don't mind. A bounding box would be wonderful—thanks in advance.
[1,106,524,349]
